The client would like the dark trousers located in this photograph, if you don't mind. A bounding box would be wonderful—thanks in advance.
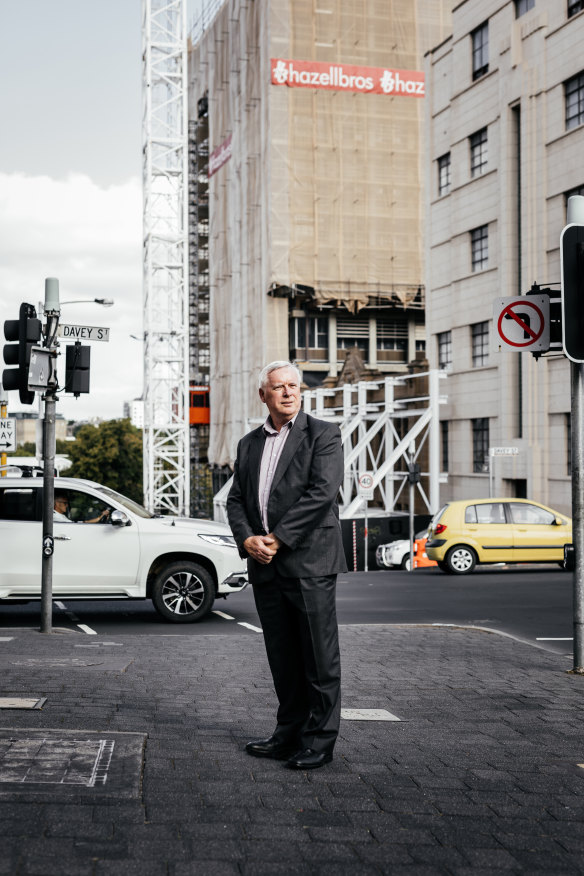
[252,574,341,753]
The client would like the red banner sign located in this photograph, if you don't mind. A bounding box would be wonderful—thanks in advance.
[271,58,424,97]
[208,134,233,178]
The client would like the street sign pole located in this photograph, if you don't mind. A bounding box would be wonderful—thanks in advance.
[408,443,415,572]
[566,196,584,673]
[0,388,7,476]
[40,278,60,635]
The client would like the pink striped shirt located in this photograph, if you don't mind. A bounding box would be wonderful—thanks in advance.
[258,414,298,532]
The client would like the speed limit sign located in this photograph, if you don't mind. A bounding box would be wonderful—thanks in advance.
[358,472,374,500]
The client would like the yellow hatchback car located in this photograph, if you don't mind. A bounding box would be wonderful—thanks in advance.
[425,498,572,575]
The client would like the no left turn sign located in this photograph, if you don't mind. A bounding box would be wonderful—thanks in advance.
[493,296,550,352]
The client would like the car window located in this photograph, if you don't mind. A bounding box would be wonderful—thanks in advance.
[0,487,39,521]
[52,489,113,524]
[508,502,555,525]
[94,485,155,519]
[467,503,507,524]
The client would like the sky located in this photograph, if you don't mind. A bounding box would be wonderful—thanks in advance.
[0,0,202,422]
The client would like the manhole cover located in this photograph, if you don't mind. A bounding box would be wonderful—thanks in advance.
[341,708,401,721]
[0,729,145,797]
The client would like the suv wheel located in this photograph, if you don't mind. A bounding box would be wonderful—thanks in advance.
[400,554,412,571]
[445,545,477,575]
[152,561,215,622]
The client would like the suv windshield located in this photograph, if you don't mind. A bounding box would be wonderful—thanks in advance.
[94,485,155,519]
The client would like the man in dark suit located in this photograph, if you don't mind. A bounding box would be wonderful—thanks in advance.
[227,361,347,769]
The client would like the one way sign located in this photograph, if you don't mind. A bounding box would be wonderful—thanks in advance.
[0,418,16,452]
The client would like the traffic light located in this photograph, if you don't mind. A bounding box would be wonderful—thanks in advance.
[65,343,90,397]
[2,302,42,404]
[561,223,584,363]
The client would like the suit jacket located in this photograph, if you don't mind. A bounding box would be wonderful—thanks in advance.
[226,410,348,583]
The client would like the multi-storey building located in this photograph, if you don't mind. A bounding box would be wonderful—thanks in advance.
[188,0,451,469]
[425,0,584,514]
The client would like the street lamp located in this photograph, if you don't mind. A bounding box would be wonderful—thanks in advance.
[58,298,114,307]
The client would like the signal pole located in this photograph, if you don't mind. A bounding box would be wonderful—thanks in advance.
[563,196,584,673]
[0,388,7,476]
[40,278,60,635]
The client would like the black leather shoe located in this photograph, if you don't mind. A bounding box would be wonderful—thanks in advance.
[245,736,298,759]
[286,748,333,770]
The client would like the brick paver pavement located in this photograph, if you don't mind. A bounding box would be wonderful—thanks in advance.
[0,623,583,874]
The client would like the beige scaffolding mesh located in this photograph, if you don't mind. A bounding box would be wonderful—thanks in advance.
[188,0,451,466]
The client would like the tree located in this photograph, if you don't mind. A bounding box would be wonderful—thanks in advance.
[66,419,143,504]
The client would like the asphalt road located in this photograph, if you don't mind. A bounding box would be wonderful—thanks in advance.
[0,564,574,655]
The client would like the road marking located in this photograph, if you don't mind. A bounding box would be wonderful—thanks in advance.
[213,610,235,620]
[238,622,262,633]
[55,601,66,610]
[77,624,98,636]
[0,637,14,642]
[537,637,573,641]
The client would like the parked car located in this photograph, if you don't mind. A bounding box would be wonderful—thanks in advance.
[0,475,248,622]
[425,498,572,575]
[376,530,436,571]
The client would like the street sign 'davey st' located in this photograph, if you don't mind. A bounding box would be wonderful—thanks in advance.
[493,296,550,352]
[58,324,110,342]
[0,418,16,452]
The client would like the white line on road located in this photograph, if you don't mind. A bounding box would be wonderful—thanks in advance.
[55,602,66,610]
[212,610,235,620]
[238,622,263,633]
[77,624,98,636]
[536,637,573,641]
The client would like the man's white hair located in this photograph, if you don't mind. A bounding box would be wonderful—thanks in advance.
[258,361,301,389]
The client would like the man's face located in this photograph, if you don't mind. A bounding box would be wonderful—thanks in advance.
[259,367,301,426]
[55,495,69,515]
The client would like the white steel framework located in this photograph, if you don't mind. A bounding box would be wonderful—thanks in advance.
[213,371,446,522]
[142,0,190,515]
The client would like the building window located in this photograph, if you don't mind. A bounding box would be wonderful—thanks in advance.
[438,153,451,196]
[471,22,489,81]
[415,339,426,353]
[441,421,449,472]
[336,317,369,352]
[377,321,407,351]
[515,0,535,15]
[470,128,488,177]
[566,72,584,130]
[471,321,489,367]
[568,0,584,18]
[472,418,489,473]
[289,316,328,351]
[438,331,452,371]
[471,225,489,271]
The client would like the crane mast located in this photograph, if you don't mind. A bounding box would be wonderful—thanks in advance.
[141,0,190,515]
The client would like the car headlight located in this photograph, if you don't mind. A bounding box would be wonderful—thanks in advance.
[198,534,237,547]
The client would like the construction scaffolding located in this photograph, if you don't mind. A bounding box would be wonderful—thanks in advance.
[213,370,446,523]
[188,0,451,469]
[142,0,190,515]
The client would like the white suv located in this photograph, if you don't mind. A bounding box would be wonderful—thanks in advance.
[0,475,248,622]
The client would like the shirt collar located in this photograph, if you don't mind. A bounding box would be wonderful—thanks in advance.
[263,413,298,436]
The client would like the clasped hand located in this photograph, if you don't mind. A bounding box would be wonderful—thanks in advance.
[243,533,282,565]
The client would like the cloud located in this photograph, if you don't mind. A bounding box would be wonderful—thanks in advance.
[0,171,143,422]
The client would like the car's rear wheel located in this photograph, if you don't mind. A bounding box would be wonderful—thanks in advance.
[400,554,412,571]
[444,545,477,575]
[152,561,215,622]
